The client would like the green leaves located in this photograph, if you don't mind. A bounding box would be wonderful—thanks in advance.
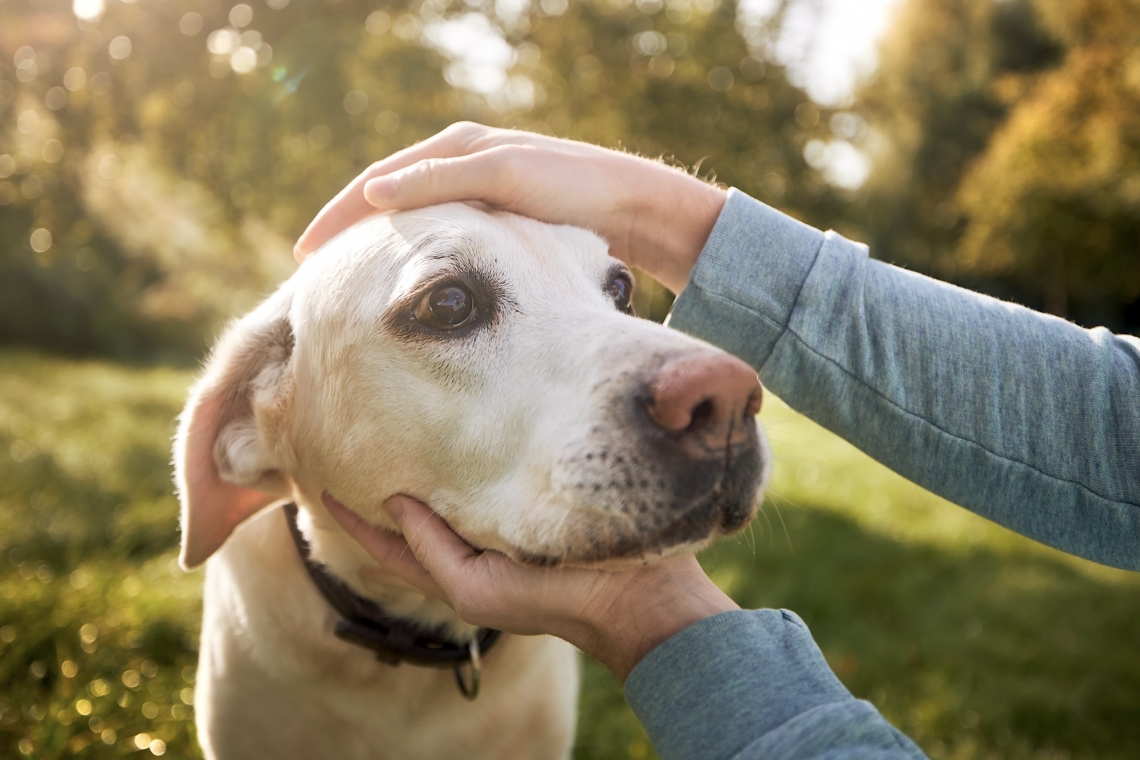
[853,0,1139,329]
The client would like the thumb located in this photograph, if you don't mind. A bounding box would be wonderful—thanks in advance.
[386,496,482,588]
[322,492,447,600]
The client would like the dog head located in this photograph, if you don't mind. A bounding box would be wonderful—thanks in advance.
[175,203,770,574]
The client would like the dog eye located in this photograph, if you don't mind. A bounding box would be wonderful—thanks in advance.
[416,284,476,330]
[608,274,634,314]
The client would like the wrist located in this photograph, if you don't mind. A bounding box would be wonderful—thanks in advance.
[566,557,739,681]
[627,171,726,294]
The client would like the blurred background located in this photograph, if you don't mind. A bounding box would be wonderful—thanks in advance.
[1,0,1138,757]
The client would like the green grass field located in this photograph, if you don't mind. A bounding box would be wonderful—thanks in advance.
[2,350,1137,759]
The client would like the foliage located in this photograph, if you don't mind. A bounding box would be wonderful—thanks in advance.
[501,0,836,216]
[955,1,1140,322]
[0,351,201,757]
[0,0,834,358]
[0,0,452,357]
[3,0,1139,356]
[3,350,1139,759]
[852,0,1140,329]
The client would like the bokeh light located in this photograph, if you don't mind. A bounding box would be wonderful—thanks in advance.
[72,0,104,21]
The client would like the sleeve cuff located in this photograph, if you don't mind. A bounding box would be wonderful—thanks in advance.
[623,609,854,760]
[667,189,828,372]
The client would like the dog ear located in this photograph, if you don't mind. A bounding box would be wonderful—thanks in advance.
[175,287,297,569]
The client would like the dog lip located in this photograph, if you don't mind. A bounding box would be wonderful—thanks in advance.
[511,489,757,569]
[511,548,567,568]
[520,434,764,567]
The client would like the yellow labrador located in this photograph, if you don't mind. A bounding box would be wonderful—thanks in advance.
[175,203,771,759]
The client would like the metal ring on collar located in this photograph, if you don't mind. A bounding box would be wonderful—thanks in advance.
[454,637,482,701]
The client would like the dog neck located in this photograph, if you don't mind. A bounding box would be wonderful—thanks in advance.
[288,488,481,644]
[282,502,501,673]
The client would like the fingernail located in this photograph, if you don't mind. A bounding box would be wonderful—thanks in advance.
[364,177,397,203]
[293,228,316,259]
[385,496,406,522]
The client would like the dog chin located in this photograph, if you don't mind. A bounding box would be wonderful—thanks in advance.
[511,537,713,571]
[509,497,760,570]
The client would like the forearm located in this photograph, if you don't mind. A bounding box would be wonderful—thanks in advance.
[624,610,926,760]
[669,190,1140,570]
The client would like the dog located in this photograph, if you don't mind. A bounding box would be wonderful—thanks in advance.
[174,202,771,759]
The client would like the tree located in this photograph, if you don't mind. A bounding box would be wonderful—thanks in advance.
[0,0,831,358]
[956,0,1140,322]
[0,0,463,357]
[850,0,1139,331]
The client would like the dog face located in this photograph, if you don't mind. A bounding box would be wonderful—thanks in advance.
[176,203,770,571]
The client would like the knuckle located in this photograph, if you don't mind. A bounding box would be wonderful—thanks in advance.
[485,145,525,178]
[498,145,530,169]
[443,121,486,148]
[486,147,535,197]
[417,157,447,189]
[448,120,485,138]
[453,598,491,628]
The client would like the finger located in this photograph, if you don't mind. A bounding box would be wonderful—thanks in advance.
[386,495,485,589]
[321,492,447,600]
[294,122,523,260]
[362,147,525,213]
[293,174,378,262]
[293,138,464,260]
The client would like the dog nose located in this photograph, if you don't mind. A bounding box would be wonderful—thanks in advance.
[641,353,763,446]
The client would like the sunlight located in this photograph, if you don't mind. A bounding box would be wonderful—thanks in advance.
[72,0,104,21]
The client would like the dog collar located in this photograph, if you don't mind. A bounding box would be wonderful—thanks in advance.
[282,503,501,700]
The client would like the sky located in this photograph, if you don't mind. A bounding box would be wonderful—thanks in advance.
[748,0,906,106]
[423,0,908,187]
[424,0,907,109]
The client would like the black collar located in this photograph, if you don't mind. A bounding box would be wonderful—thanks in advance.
[283,503,501,697]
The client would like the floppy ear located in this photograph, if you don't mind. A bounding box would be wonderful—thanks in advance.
[175,286,297,569]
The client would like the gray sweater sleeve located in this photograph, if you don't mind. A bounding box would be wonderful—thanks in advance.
[669,189,1140,570]
[622,189,1140,760]
[625,610,926,760]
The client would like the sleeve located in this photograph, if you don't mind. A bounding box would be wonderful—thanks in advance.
[623,610,927,760]
[668,189,1140,570]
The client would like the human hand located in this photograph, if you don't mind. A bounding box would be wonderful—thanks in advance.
[323,493,739,682]
[294,123,727,294]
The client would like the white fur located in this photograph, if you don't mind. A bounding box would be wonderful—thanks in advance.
[175,204,771,759]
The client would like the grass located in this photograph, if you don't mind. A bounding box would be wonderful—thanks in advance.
[1,349,1137,759]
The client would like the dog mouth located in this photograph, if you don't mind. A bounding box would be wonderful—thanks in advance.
[511,441,765,568]
[511,497,745,568]
[322,413,766,571]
